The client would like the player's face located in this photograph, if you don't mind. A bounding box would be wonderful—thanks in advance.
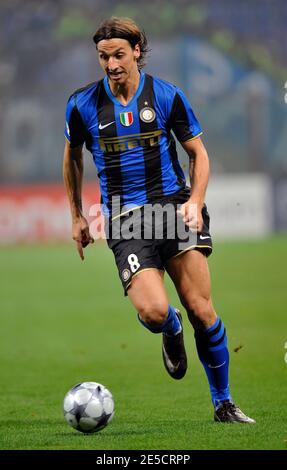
[97,38,140,85]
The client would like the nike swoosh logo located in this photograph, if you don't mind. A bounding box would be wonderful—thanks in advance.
[99,121,115,130]
[208,361,226,369]
[199,235,211,240]
[162,345,180,373]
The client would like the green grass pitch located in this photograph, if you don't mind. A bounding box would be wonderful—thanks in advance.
[0,236,286,450]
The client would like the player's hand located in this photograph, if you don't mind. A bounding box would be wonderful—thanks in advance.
[72,216,94,261]
[177,200,203,231]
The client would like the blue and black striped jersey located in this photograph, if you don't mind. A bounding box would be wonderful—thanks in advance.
[65,72,202,216]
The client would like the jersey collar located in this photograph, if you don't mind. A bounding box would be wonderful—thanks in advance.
[103,71,145,107]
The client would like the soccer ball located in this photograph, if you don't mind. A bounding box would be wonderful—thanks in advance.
[63,381,114,433]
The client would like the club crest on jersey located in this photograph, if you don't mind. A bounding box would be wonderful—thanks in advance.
[120,111,133,127]
[140,107,156,123]
[122,269,131,281]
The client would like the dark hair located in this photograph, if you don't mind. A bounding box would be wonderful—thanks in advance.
[93,17,149,69]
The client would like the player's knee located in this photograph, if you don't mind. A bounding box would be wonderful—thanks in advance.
[138,302,168,326]
[183,296,215,326]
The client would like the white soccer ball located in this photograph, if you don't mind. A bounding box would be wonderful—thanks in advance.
[63,381,114,433]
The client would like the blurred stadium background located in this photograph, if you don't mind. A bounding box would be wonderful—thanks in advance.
[0,0,287,242]
[1,0,287,451]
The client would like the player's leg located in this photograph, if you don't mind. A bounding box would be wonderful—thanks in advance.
[127,268,167,326]
[166,250,230,403]
[108,233,182,336]
[167,249,216,328]
[167,249,255,422]
[106,229,187,379]
[127,269,187,379]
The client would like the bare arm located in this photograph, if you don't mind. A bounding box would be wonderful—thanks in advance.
[178,136,210,230]
[63,140,94,259]
[182,136,209,206]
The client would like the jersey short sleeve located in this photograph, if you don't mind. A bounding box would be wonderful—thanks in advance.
[169,88,202,142]
[65,94,86,148]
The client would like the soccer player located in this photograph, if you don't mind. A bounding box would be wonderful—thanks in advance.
[63,17,255,423]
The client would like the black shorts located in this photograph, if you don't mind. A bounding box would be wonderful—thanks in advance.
[106,189,212,294]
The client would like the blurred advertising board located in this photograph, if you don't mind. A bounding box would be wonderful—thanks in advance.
[0,175,273,244]
[0,183,100,244]
[206,174,273,239]
[273,179,287,232]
